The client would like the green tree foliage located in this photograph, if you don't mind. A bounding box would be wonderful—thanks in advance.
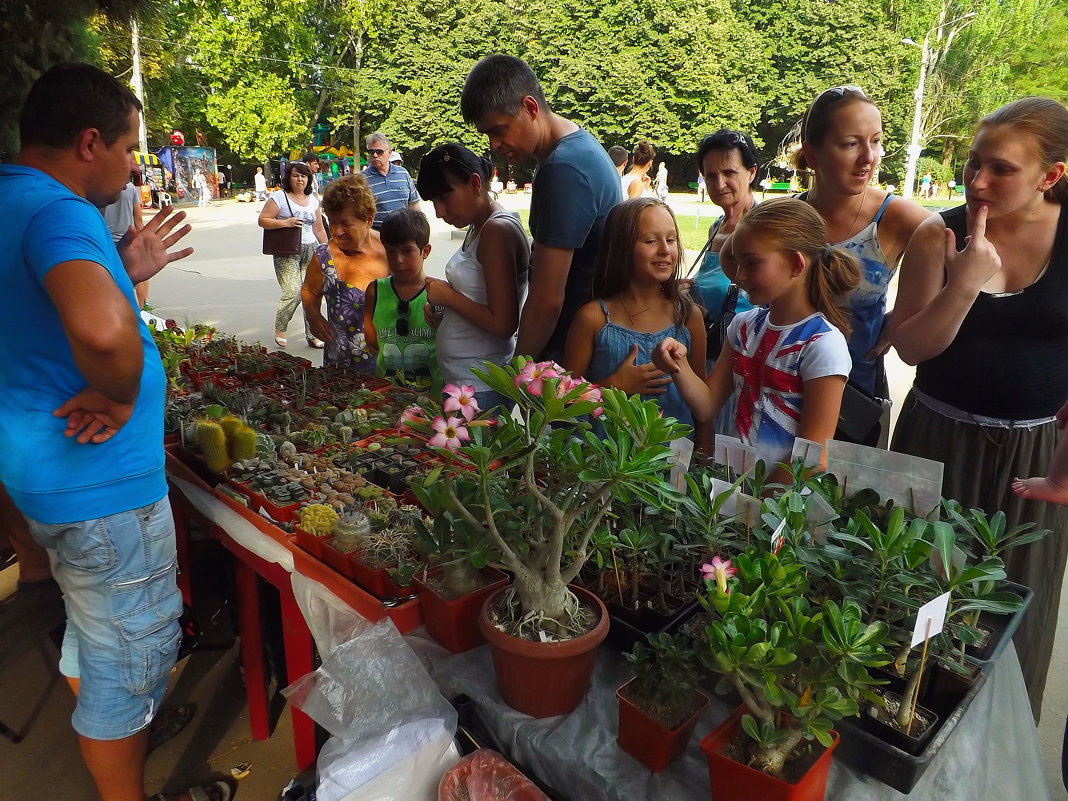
[1009,0,1068,101]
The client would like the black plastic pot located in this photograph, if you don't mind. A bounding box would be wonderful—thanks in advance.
[605,595,702,651]
[835,663,987,793]
[858,688,940,756]
[964,580,1033,667]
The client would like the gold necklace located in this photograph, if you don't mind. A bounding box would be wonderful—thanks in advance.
[619,298,652,322]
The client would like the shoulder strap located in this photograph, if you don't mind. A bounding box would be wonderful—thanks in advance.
[598,298,610,322]
[685,217,724,279]
[722,284,740,316]
[873,193,894,223]
[282,192,294,216]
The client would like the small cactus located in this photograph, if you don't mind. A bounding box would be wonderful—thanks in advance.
[230,424,258,461]
[195,420,231,472]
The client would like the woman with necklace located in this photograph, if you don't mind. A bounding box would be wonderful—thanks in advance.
[794,86,929,400]
[890,97,1068,717]
[418,143,530,410]
[300,174,388,373]
[565,198,706,437]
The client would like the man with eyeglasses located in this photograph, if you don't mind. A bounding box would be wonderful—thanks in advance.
[360,132,420,231]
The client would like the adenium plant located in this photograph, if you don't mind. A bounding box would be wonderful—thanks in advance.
[404,358,686,638]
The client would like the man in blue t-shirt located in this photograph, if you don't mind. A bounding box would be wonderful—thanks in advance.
[0,64,210,801]
[360,131,420,230]
[461,55,622,362]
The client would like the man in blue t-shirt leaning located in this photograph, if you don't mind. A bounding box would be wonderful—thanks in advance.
[0,64,218,801]
[461,54,622,362]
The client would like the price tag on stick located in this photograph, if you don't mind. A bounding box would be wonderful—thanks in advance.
[668,438,694,492]
[911,592,950,648]
[790,438,824,470]
[710,478,738,517]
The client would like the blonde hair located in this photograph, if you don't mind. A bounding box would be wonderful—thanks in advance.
[979,97,1068,204]
[734,198,860,337]
[322,173,376,220]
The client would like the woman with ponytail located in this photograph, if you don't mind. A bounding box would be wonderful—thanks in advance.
[654,198,859,478]
[417,143,530,410]
[889,97,1068,717]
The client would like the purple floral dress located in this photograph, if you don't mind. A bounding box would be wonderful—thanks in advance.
[316,243,374,373]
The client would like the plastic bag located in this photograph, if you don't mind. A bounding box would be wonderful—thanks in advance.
[439,750,551,801]
[283,573,459,801]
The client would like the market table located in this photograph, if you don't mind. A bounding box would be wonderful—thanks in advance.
[425,634,1052,800]
[165,454,421,771]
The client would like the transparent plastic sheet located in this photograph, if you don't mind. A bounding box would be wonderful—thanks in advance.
[427,643,1050,801]
[439,749,552,801]
[283,574,459,801]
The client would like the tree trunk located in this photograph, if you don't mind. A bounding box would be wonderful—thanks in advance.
[512,571,576,636]
[442,559,482,598]
[753,725,807,778]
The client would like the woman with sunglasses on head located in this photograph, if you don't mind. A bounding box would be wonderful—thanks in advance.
[794,85,929,403]
[300,174,388,373]
[889,97,1068,718]
[417,143,530,411]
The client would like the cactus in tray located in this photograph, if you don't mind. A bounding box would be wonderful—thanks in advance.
[195,420,231,472]
[255,432,277,459]
[299,503,339,536]
[278,440,298,460]
[335,425,354,444]
[219,415,244,439]
[230,424,258,461]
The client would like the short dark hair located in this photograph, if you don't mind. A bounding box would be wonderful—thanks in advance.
[461,55,547,124]
[696,130,761,186]
[282,161,314,195]
[302,152,320,163]
[608,146,628,167]
[380,207,430,249]
[416,143,493,201]
[19,62,141,150]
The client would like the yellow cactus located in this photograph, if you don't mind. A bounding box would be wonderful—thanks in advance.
[195,420,231,473]
[230,425,258,462]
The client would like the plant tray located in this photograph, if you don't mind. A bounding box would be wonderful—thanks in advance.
[293,527,331,560]
[964,579,1033,668]
[604,594,702,652]
[835,663,988,793]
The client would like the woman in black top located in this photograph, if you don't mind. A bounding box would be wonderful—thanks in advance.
[890,97,1068,718]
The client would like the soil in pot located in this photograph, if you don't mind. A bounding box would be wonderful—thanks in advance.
[701,707,838,801]
[616,679,709,772]
[860,691,939,755]
[479,585,609,718]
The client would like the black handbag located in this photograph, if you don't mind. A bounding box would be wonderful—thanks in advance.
[706,284,740,359]
[835,378,888,444]
[261,193,301,255]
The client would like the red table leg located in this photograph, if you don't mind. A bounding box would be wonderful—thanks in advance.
[280,585,317,770]
[168,490,194,607]
[233,557,271,741]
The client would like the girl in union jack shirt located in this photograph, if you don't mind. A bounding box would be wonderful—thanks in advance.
[653,198,860,478]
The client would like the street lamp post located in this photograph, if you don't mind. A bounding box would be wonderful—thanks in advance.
[901,11,977,200]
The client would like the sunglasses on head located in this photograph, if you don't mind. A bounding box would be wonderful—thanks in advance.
[369,148,387,156]
[802,85,868,142]
[396,298,410,336]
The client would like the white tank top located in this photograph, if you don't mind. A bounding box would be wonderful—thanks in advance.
[438,210,530,391]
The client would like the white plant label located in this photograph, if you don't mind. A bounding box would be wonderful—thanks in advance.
[710,478,738,517]
[714,435,741,468]
[736,491,762,528]
[790,438,824,470]
[668,438,695,492]
[911,591,950,648]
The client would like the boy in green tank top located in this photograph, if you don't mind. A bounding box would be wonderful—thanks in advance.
[365,208,441,390]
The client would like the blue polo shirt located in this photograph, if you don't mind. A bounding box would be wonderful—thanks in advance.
[0,165,166,524]
[361,163,419,230]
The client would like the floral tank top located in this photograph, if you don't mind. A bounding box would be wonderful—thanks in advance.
[316,243,374,374]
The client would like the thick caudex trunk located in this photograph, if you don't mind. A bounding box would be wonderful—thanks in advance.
[753,725,807,777]
[512,572,578,637]
[442,559,483,598]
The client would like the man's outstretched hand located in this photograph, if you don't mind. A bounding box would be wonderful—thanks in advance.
[53,388,135,444]
[118,205,194,284]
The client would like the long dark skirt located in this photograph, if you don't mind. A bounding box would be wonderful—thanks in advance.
[892,390,1068,720]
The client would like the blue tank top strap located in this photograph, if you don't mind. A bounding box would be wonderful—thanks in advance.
[598,298,610,321]
[872,193,894,223]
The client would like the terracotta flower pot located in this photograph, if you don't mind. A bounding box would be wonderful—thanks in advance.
[616,678,710,772]
[700,706,838,801]
[479,584,609,718]
[414,567,511,653]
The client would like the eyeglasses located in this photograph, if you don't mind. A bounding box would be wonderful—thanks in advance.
[368,149,387,156]
[396,298,410,336]
[802,85,867,142]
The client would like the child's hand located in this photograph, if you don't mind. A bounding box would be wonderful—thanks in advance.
[652,338,688,375]
[424,276,452,307]
[612,344,673,396]
[423,303,443,328]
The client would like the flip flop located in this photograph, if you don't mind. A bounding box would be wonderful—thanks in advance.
[151,780,232,801]
[147,702,197,754]
[306,337,325,349]
[274,335,287,348]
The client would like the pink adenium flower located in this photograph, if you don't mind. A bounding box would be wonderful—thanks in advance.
[396,404,426,428]
[514,360,561,396]
[700,556,737,595]
[443,384,481,422]
[428,415,471,451]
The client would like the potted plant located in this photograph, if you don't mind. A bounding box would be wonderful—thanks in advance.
[696,541,889,801]
[616,632,709,772]
[400,360,686,717]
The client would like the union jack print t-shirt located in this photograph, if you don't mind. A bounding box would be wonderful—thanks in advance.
[726,308,851,468]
